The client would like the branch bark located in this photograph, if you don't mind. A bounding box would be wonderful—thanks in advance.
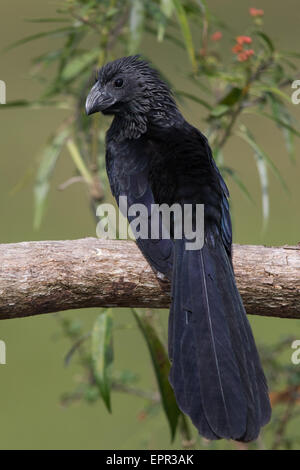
[0,238,299,320]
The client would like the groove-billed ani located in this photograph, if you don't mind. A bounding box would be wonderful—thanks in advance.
[86,56,271,441]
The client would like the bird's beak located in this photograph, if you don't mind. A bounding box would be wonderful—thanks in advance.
[85,83,117,115]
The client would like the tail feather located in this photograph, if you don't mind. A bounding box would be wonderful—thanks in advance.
[169,241,219,440]
[209,247,262,441]
[222,252,271,438]
[168,236,271,442]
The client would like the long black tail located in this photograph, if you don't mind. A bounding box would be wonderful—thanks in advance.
[168,235,271,442]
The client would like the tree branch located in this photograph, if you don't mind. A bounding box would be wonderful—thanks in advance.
[0,238,299,320]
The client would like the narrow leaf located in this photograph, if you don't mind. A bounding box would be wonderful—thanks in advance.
[34,127,70,229]
[221,166,254,203]
[92,310,114,412]
[64,333,91,367]
[161,0,174,18]
[267,93,295,163]
[157,0,175,42]
[66,139,93,184]
[4,27,74,51]
[128,0,145,54]
[257,86,291,104]
[132,309,180,441]
[212,147,224,166]
[61,49,99,82]
[33,50,63,65]
[210,104,229,117]
[175,90,212,110]
[25,17,70,23]
[236,127,269,223]
[247,109,300,139]
[0,100,70,109]
[146,25,185,49]
[254,31,274,54]
[219,87,243,106]
[172,0,197,71]
[281,50,300,59]
[237,124,288,193]
[253,151,269,227]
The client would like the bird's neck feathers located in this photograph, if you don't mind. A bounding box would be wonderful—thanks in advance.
[109,82,183,142]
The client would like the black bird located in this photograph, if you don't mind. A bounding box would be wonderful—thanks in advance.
[86,56,271,441]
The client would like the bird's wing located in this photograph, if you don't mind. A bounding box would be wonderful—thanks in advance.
[203,136,233,259]
[106,139,174,277]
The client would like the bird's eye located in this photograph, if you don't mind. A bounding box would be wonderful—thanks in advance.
[114,78,124,88]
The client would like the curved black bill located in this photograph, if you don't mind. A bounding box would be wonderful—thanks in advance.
[85,83,116,115]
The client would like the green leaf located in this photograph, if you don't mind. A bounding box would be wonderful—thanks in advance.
[212,147,224,166]
[161,0,175,17]
[213,71,245,85]
[257,86,291,104]
[188,74,212,95]
[128,0,145,54]
[247,109,300,139]
[0,100,31,108]
[172,0,197,71]
[175,90,212,110]
[219,87,243,106]
[157,0,175,41]
[221,166,254,203]
[67,139,93,184]
[92,310,114,413]
[282,121,295,163]
[132,309,180,441]
[25,17,70,23]
[4,27,74,51]
[236,126,269,224]
[61,48,99,82]
[264,112,300,139]
[279,56,298,71]
[267,93,296,163]
[146,25,185,49]
[281,50,300,59]
[254,31,274,54]
[32,49,63,66]
[0,100,70,109]
[253,151,269,226]
[64,332,91,367]
[210,104,229,117]
[34,127,70,229]
[237,124,288,193]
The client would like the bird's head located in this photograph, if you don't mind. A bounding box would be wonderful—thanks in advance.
[85,56,179,139]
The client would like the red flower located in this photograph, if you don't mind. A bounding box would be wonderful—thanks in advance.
[237,49,255,62]
[246,49,255,57]
[232,35,254,60]
[211,31,222,41]
[249,7,264,17]
[236,36,252,45]
[238,52,249,62]
[232,44,243,54]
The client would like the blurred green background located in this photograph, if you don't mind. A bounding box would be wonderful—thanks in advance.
[0,0,299,449]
